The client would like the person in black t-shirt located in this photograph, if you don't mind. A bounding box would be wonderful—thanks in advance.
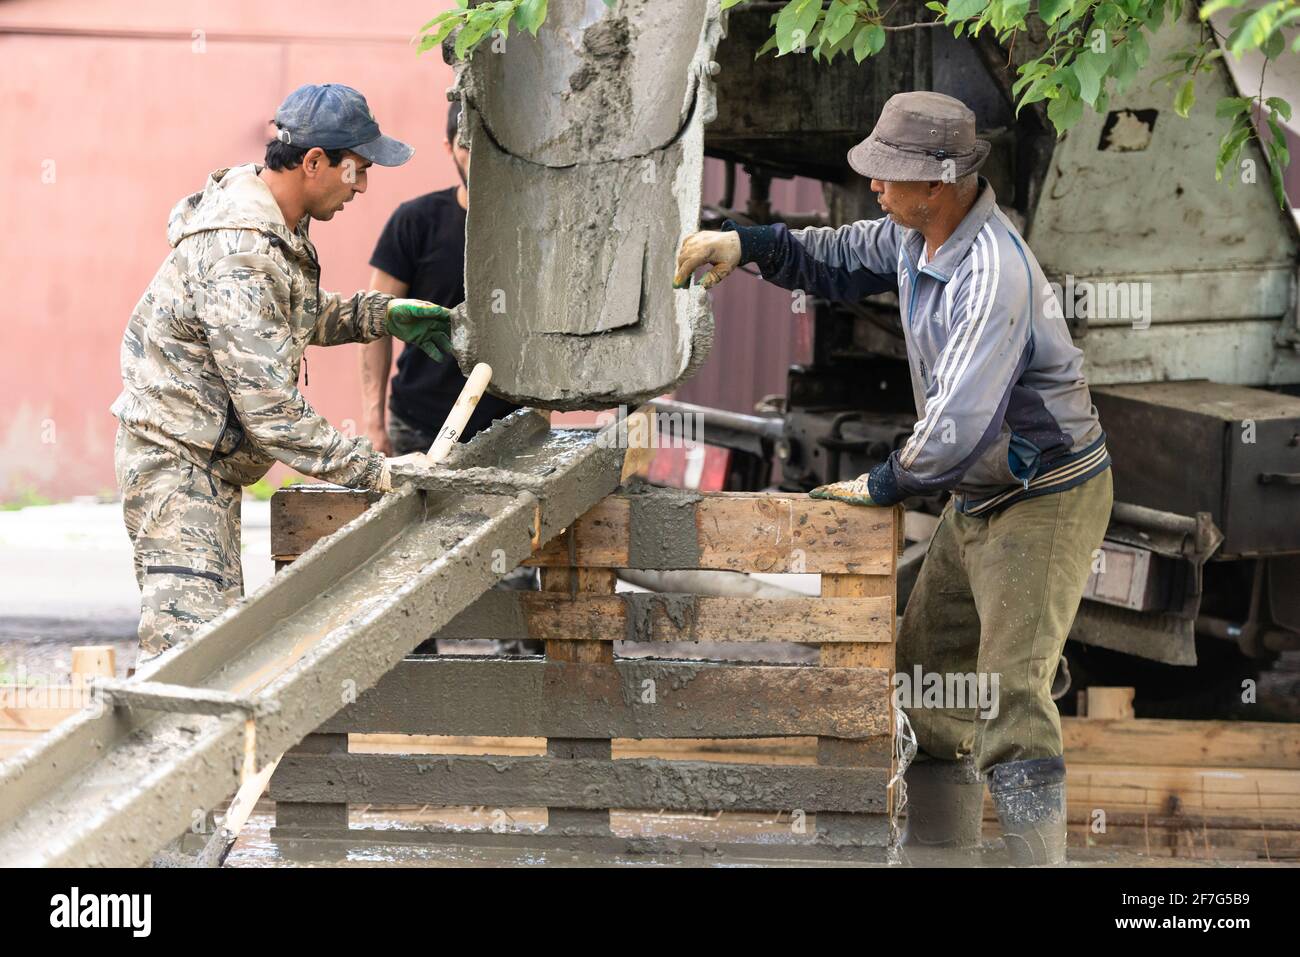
[360,105,521,455]
[362,105,539,639]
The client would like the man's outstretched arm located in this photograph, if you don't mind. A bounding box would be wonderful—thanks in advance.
[675,218,901,301]
[359,267,408,456]
[200,253,386,490]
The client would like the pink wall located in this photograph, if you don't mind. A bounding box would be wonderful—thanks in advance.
[0,1,462,500]
[0,1,819,501]
[676,165,826,414]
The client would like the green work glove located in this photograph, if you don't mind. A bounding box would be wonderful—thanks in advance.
[386,298,454,362]
[809,475,881,507]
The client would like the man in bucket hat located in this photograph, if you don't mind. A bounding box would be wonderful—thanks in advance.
[113,84,456,659]
[675,91,1112,866]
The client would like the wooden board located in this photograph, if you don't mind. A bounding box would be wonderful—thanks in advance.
[1061,718,1300,770]
[270,487,379,561]
[518,593,892,644]
[342,721,1300,771]
[317,657,890,739]
[527,493,897,573]
[270,753,889,814]
[270,489,899,574]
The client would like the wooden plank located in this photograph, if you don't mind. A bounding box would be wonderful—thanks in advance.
[317,658,890,739]
[817,510,899,846]
[819,576,896,669]
[269,753,889,814]
[270,487,379,560]
[540,564,616,665]
[267,824,895,863]
[272,489,900,572]
[1069,824,1300,860]
[344,719,1300,770]
[1060,764,1300,819]
[540,559,616,834]
[519,593,891,644]
[1061,718,1300,770]
[1080,686,1135,719]
[0,683,91,732]
[71,646,116,679]
[347,734,820,763]
[272,733,348,833]
[525,493,897,573]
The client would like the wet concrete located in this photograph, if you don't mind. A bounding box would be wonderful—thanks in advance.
[225,807,1289,868]
[453,0,724,409]
[626,482,701,570]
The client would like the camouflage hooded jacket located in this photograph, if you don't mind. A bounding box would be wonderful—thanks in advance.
[112,163,391,489]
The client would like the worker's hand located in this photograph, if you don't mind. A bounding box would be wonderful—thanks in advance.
[674,230,741,290]
[377,452,434,492]
[809,475,882,507]
[386,299,454,362]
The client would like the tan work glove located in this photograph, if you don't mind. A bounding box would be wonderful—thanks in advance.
[809,474,882,507]
[673,230,742,290]
[377,452,433,493]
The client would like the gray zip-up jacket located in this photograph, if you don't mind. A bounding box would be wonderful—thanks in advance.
[725,179,1107,514]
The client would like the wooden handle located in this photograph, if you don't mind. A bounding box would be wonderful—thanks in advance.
[427,363,493,463]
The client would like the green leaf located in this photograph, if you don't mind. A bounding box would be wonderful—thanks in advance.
[1016,74,1057,111]
[1173,78,1196,117]
[1072,49,1111,106]
[1267,96,1293,121]
[1215,119,1251,181]
[1231,5,1281,58]
[853,23,885,62]
[1047,91,1084,131]
[454,13,496,57]
[1129,29,1149,68]
[755,32,780,57]
[417,10,459,33]
[775,0,822,55]
[1037,0,1072,23]
[946,0,987,20]
[1112,43,1138,94]
[515,0,548,35]
[1216,96,1251,118]
[822,0,862,46]
[1011,60,1050,96]
[1002,0,1031,23]
[723,0,749,7]
[1198,0,1244,18]
[417,16,461,52]
[1263,26,1286,59]
[925,0,946,11]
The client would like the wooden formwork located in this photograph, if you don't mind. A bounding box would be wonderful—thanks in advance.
[266,486,903,862]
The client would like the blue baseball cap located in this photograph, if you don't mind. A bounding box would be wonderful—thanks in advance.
[273,83,414,167]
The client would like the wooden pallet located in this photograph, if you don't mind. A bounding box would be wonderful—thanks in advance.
[267,486,902,862]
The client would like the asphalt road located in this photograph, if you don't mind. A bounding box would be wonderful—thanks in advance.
[0,499,274,680]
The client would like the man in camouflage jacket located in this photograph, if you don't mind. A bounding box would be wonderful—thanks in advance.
[112,84,454,655]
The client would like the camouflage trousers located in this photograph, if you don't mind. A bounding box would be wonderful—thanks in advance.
[897,469,1113,775]
[115,426,244,656]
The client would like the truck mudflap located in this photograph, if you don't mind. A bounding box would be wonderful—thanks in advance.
[1073,502,1223,666]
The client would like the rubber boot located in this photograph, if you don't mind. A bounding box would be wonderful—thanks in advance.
[901,755,984,848]
[988,756,1068,866]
